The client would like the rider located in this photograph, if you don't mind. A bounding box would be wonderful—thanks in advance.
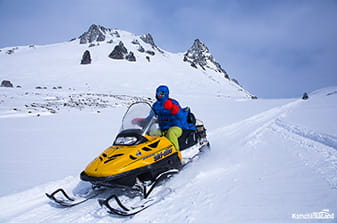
[151,85,194,150]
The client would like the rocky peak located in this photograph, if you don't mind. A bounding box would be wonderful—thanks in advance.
[79,24,109,44]
[140,33,163,53]
[190,39,209,55]
[140,34,155,47]
[184,39,229,79]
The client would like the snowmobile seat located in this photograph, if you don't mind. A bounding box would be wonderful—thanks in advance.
[178,130,198,151]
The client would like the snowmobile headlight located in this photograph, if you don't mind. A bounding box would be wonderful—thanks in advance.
[115,136,138,145]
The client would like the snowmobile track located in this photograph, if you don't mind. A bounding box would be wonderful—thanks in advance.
[274,119,337,150]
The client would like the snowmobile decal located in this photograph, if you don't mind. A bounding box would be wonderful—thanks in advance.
[141,153,155,160]
[141,145,173,161]
[154,147,173,162]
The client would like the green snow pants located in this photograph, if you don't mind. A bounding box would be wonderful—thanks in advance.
[163,126,183,151]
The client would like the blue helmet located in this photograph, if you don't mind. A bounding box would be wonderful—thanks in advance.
[156,85,169,101]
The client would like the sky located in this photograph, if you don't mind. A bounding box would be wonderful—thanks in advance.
[0,0,336,98]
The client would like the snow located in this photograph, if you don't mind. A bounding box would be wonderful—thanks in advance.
[1,89,336,222]
[0,36,336,222]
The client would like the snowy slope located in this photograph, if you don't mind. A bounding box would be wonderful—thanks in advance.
[0,25,252,98]
[0,86,336,222]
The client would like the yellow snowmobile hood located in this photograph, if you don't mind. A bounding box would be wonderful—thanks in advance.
[83,135,182,178]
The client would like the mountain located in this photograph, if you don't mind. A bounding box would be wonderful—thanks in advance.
[78,24,110,44]
[184,39,229,79]
[0,24,254,99]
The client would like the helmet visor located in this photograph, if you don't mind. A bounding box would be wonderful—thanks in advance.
[156,91,165,96]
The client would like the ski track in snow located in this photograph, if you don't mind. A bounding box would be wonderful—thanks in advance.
[210,98,337,191]
[222,97,337,190]
[208,99,301,144]
[273,118,337,151]
[270,119,337,189]
[0,177,123,223]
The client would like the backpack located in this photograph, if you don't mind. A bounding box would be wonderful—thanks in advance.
[183,107,196,125]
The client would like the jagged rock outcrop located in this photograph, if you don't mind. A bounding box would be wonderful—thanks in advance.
[146,50,155,56]
[79,24,108,44]
[109,41,128,60]
[1,80,14,87]
[140,34,164,53]
[184,39,229,79]
[79,24,123,44]
[108,41,136,61]
[108,41,136,62]
[81,50,92,64]
[126,52,136,62]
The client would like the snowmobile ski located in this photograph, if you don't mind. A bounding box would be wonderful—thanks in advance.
[46,187,105,207]
[98,187,172,216]
[142,169,178,198]
[98,194,152,216]
[98,169,177,216]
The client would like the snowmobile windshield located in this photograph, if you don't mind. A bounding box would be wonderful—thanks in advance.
[120,102,161,136]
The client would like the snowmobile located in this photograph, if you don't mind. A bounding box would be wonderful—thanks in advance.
[46,102,209,216]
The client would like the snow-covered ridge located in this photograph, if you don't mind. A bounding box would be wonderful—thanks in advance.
[308,85,337,97]
[0,24,254,99]
[76,25,164,62]
[78,24,162,53]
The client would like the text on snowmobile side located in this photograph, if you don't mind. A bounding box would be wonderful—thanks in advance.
[142,146,173,161]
